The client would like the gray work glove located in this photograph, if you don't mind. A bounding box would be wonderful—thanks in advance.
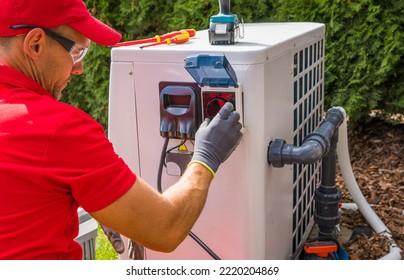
[100,223,125,254]
[191,102,242,176]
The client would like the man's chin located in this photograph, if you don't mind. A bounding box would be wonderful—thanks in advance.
[53,91,63,101]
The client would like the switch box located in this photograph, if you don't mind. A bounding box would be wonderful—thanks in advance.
[201,85,243,125]
[184,53,244,125]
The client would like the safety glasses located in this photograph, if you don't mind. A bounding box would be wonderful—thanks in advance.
[9,24,88,64]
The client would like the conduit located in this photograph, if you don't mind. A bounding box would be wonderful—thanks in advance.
[336,107,402,260]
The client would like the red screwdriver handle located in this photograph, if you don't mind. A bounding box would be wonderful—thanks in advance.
[140,33,190,49]
[114,29,196,47]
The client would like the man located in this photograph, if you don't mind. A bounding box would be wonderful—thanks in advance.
[0,0,242,259]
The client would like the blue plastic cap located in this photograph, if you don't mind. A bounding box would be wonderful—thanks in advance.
[184,53,238,88]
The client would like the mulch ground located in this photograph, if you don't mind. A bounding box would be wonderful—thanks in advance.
[336,117,404,260]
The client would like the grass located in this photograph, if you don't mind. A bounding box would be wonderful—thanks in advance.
[95,225,119,260]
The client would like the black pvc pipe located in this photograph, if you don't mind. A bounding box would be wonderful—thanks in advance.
[267,107,345,240]
[314,131,342,238]
[267,107,344,167]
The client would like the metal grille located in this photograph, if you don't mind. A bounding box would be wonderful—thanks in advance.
[291,38,324,255]
[81,238,96,260]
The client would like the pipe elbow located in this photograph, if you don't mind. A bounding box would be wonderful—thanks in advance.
[268,106,346,167]
[297,141,324,163]
[285,140,324,165]
[268,139,324,167]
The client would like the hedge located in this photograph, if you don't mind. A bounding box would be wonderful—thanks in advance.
[62,0,403,127]
[271,0,404,123]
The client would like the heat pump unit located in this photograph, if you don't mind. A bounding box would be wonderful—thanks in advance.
[108,22,325,259]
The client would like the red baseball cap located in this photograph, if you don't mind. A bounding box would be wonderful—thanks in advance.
[0,0,122,46]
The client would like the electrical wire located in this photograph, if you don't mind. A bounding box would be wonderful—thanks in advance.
[157,137,221,260]
[157,138,169,192]
[166,140,186,153]
[188,231,221,260]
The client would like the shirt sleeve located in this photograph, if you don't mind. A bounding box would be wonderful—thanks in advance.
[43,107,136,212]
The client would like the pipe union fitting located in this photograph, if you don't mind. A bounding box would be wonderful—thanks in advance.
[267,139,286,168]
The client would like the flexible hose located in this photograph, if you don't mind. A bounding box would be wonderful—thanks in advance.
[336,107,402,260]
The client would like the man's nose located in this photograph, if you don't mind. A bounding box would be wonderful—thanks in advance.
[71,61,84,75]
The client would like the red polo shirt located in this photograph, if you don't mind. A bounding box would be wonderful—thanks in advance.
[0,65,136,259]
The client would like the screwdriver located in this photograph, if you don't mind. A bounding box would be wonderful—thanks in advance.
[114,29,196,47]
[139,33,191,49]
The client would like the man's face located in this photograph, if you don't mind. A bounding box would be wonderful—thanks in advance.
[40,26,90,100]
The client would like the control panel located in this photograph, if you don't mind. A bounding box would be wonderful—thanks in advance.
[184,53,244,126]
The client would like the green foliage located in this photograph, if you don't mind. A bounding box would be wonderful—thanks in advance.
[63,0,403,126]
[167,0,215,31]
[270,0,404,123]
[95,225,118,260]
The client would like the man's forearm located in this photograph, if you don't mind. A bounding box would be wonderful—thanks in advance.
[160,162,213,246]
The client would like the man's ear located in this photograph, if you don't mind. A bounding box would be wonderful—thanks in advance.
[22,28,47,60]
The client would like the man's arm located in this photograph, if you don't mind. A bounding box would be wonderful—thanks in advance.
[90,102,242,252]
[90,162,212,252]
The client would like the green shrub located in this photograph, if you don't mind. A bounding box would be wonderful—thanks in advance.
[270,0,404,123]
[62,0,176,127]
[63,0,403,126]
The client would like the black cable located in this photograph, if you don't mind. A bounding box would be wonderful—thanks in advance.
[162,140,187,168]
[157,138,169,193]
[157,138,221,260]
[188,231,221,260]
[166,139,186,153]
